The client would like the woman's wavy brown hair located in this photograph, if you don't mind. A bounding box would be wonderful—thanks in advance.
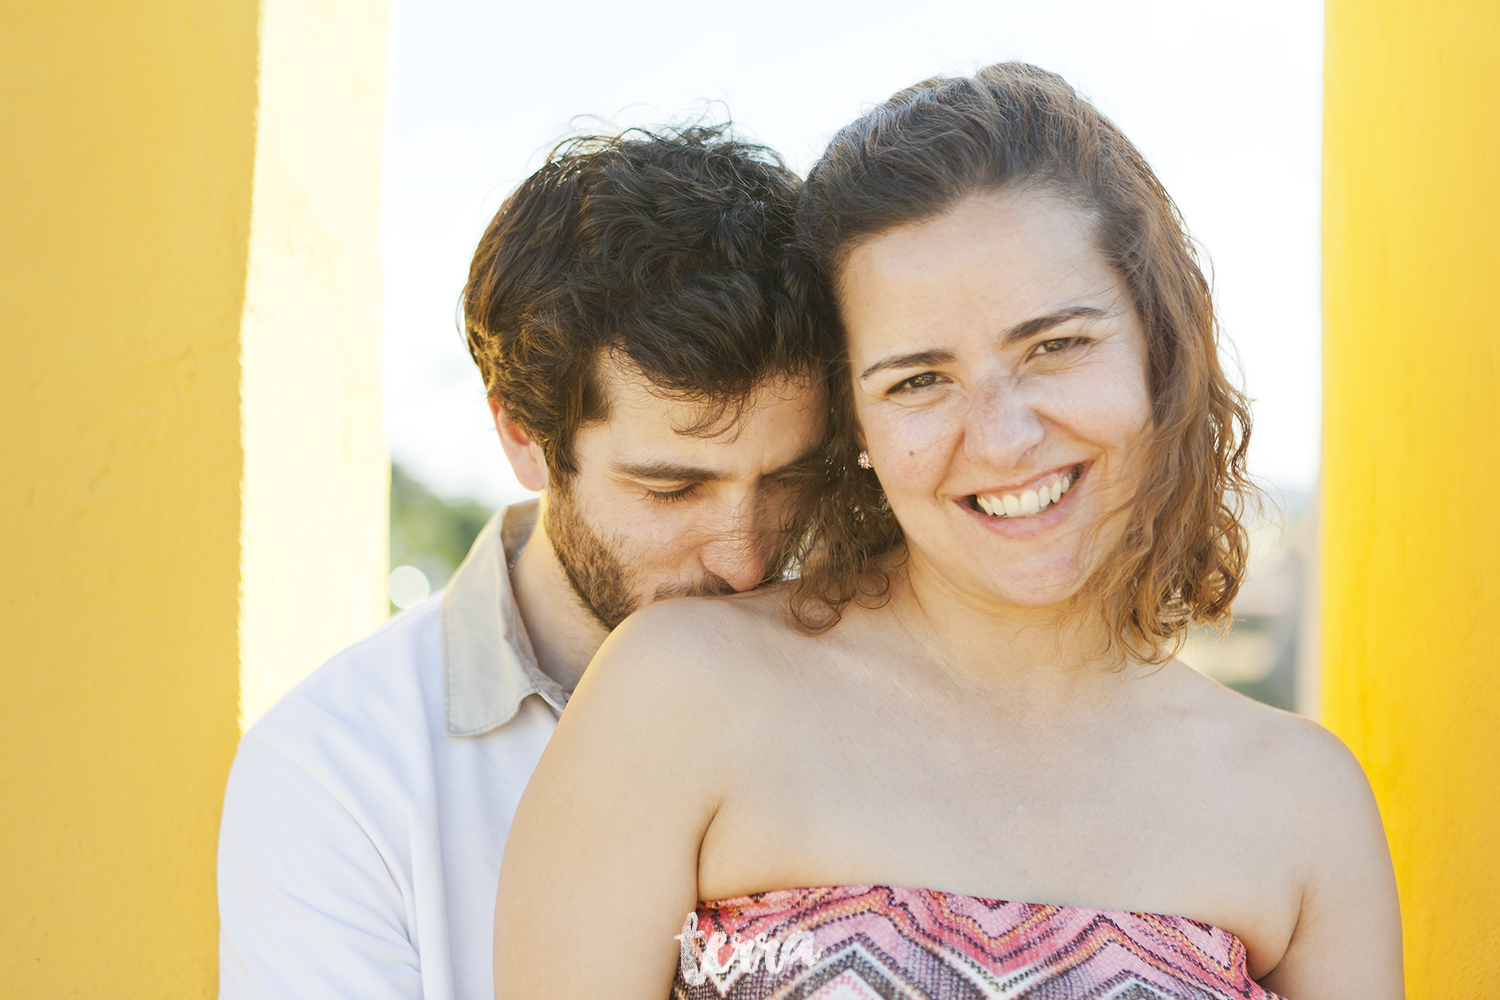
[789,62,1259,662]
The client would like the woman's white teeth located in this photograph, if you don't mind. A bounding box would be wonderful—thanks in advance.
[975,470,1076,519]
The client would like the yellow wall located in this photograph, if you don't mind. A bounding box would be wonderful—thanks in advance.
[239,0,390,728]
[1323,1,1500,995]
[0,0,388,994]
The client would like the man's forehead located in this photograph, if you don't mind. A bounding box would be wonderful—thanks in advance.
[596,353,817,439]
[580,354,823,477]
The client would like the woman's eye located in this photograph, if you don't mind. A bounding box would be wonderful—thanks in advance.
[645,484,698,504]
[1031,337,1083,357]
[890,372,946,394]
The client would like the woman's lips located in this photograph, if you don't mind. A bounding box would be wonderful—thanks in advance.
[970,464,1084,520]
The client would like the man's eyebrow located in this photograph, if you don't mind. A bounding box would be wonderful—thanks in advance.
[767,440,829,478]
[857,305,1107,381]
[614,439,825,485]
[613,460,726,482]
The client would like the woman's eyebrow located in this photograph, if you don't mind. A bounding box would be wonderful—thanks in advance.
[858,305,1107,382]
[859,349,957,381]
[1000,304,1105,345]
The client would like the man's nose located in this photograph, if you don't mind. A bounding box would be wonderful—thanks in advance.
[965,377,1045,467]
[698,507,768,593]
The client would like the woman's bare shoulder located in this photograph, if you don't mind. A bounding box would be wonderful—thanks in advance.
[530,590,803,856]
[1164,663,1385,872]
[613,585,791,650]
[1250,704,1384,856]
[601,586,795,670]
[1164,663,1366,793]
[571,586,804,729]
[1183,667,1364,787]
[1230,713,1402,993]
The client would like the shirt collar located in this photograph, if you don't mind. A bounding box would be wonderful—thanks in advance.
[441,499,569,737]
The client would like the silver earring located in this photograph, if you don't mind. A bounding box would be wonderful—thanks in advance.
[857,451,872,469]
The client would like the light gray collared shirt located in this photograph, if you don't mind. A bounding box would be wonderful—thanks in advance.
[219,501,566,1000]
[443,500,567,736]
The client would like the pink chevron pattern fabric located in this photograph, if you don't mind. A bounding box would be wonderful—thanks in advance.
[672,884,1282,1000]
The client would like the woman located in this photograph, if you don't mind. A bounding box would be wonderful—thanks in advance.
[494,64,1402,998]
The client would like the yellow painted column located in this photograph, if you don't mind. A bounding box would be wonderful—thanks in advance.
[0,1,388,994]
[1323,1,1500,995]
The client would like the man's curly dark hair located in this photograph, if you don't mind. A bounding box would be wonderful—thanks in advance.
[462,124,825,479]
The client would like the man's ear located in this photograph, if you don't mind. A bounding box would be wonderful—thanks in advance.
[490,399,549,493]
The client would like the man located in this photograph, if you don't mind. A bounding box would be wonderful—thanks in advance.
[217,126,827,998]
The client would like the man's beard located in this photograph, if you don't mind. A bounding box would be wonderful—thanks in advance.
[544,483,738,631]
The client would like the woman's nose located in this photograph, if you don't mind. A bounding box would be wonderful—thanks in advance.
[964,378,1045,468]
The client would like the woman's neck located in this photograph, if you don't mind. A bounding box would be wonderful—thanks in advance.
[875,546,1139,712]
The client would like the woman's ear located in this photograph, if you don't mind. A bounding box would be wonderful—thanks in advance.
[490,399,549,493]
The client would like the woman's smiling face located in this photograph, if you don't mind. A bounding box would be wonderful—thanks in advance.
[840,189,1153,609]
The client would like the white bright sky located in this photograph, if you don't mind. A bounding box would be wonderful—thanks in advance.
[383,0,1324,509]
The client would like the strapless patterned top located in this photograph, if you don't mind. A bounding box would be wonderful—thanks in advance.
[672,885,1282,1000]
